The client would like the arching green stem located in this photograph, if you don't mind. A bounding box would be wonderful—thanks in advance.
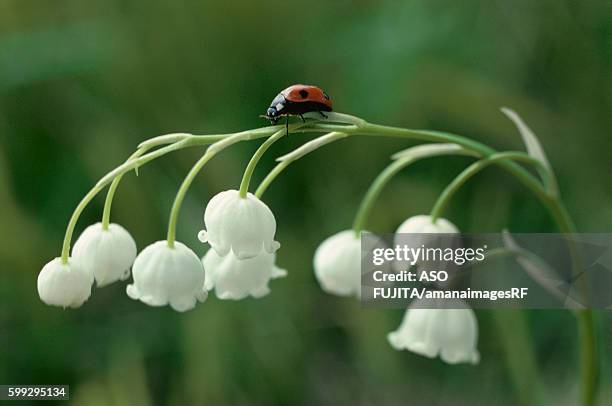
[166,129,277,247]
[538,197,597,406]
[60,139,196,263]
[352,159,407,235]
[543,198,598,406]
[255,131,348,198]
[360,123,494,152]
[358,123,549,199]
[101,148,146,230]
[238,129,286,198]
[255,161,289,198]
[429,152,551,222]
[166,152,216,248]
[352,144,479,234]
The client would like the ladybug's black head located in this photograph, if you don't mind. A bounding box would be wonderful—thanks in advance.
[265,107,280,124]
[263,93,287,125]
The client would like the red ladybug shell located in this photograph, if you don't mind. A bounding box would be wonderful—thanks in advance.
[281,84,332,110]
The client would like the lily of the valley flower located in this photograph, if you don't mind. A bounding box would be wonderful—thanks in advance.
[126,241,207,312]
[72,222,137,287]
[37,258,93,308]
[313,230,363,297]
[202,249,287,300]
[199,190,280,259]
[393,215,459,273]
[395,214,459,235]
[388,298,480,365]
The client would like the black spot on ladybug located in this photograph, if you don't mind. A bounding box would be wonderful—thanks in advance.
[299,89,309,98]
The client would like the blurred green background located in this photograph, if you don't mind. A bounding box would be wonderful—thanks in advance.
[0,1,610,405]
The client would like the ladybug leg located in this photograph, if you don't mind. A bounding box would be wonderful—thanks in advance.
[299,114,306,123]
[318,111,328,119]
[285,116,289,135]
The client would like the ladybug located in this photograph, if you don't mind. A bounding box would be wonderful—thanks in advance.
[263,84,332,130]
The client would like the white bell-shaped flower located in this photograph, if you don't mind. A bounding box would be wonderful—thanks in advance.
[37,258,93,308]
[199,190,279,260]
[395,214,459,235]
[72,222,137,287]
[202,249,287,300]
[388,299,480,365]
[393,215,459,273]
[313,230,363,297]
[126,241,207,312]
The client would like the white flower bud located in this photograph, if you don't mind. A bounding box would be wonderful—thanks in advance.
[37,258,93,308]
[202,250,287,300]
[199,190,279,260]
[388,299,480,365]
[72,222,137,287]
[126,241,207,312]
[313,230,363,297]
